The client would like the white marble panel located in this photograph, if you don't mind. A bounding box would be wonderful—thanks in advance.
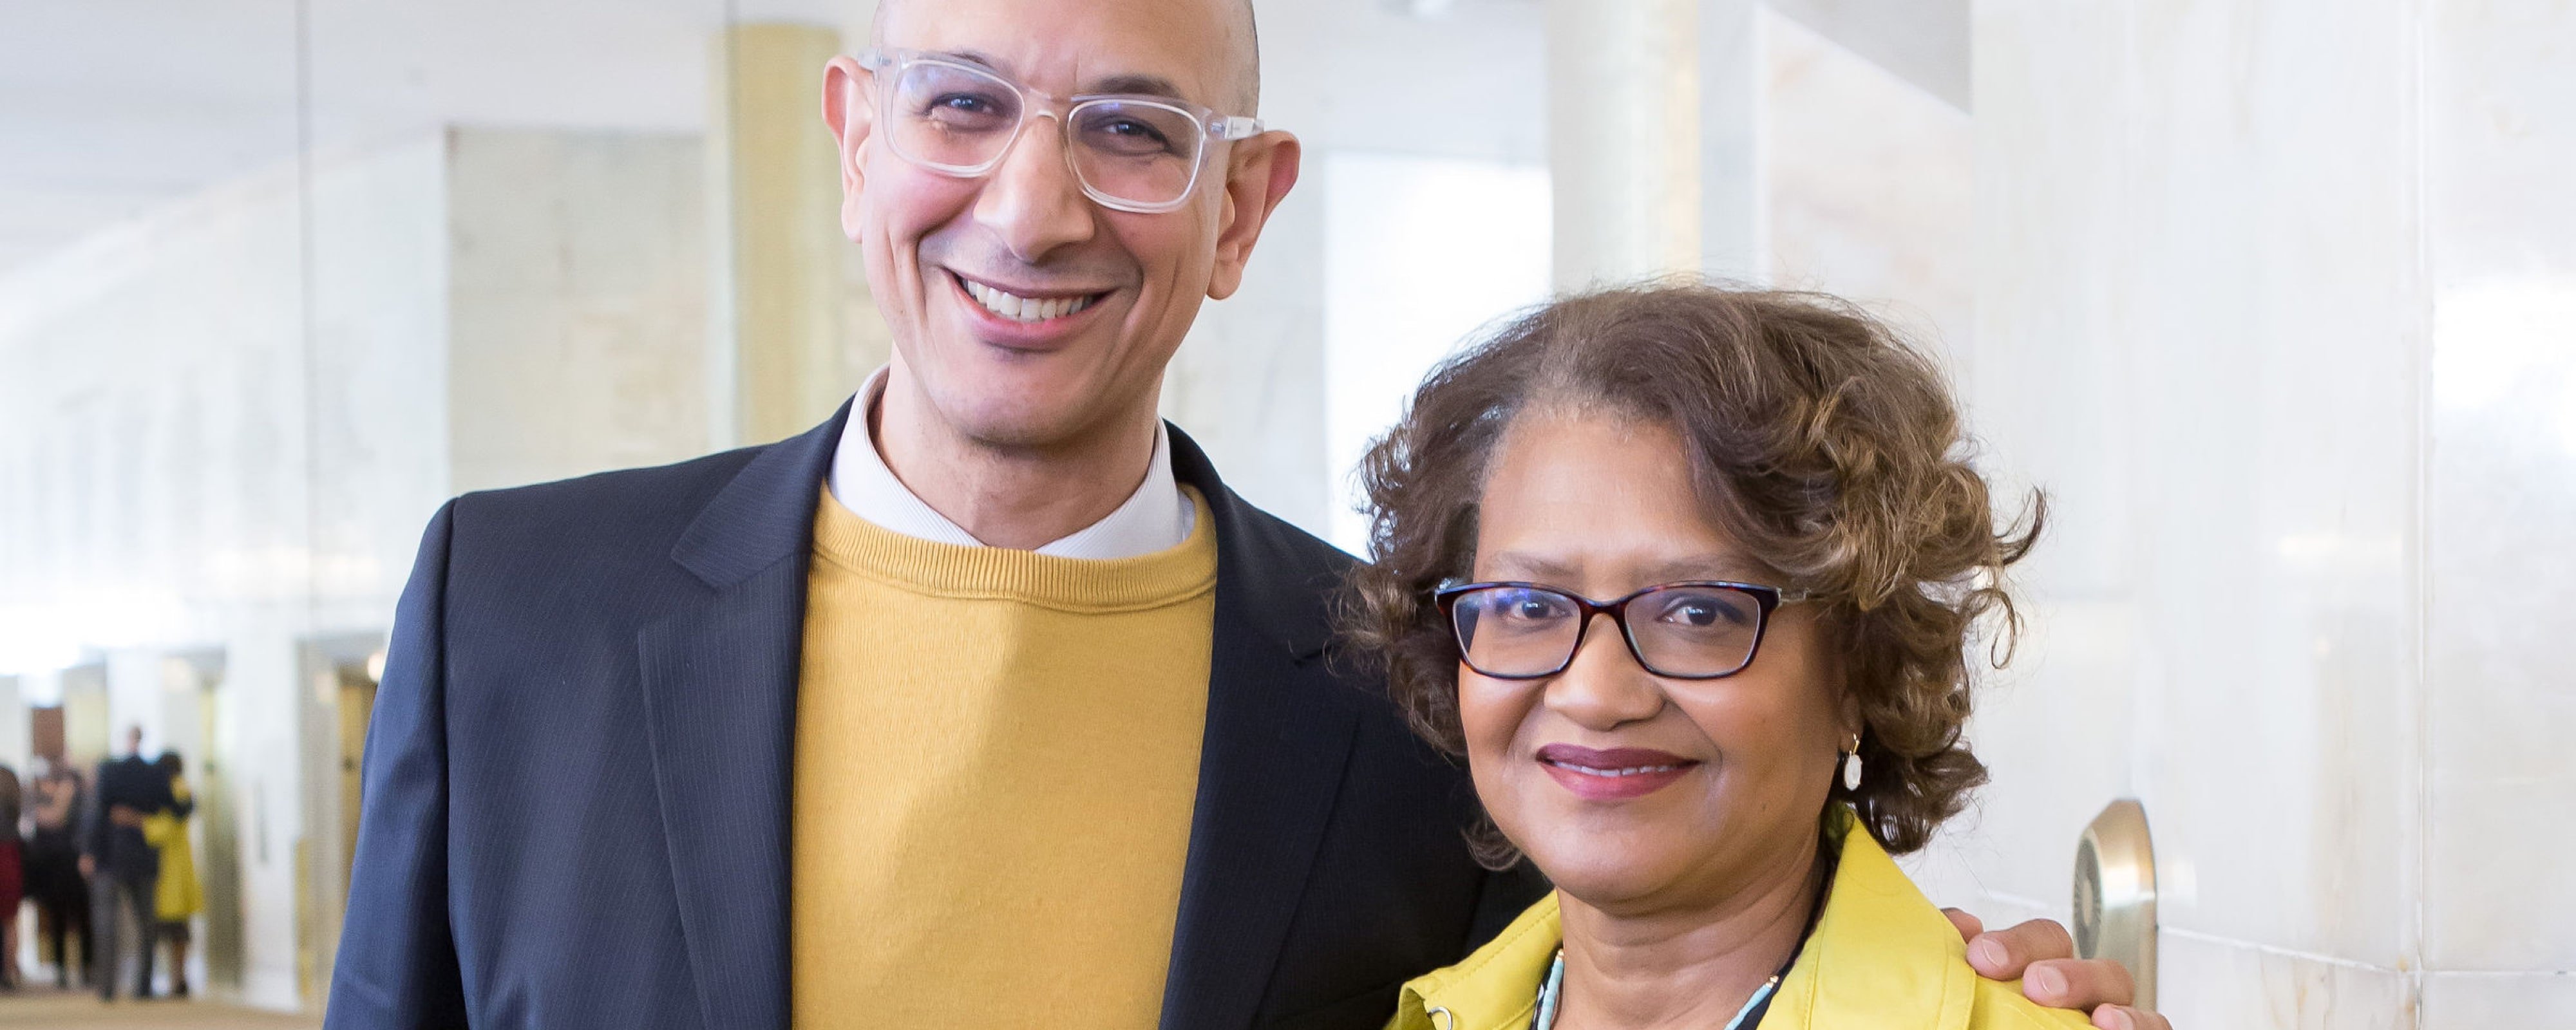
[0,155,313,658]
[307,135,453,628]
[1968,0,2425,973]
[2154,932,2411,1030]
[1161,175,1332,538]
[1254,0,1548,165]
[1762,10,1975,369]
[2421,0,2576,975]
[2421,972,2576,1027]
[444,127,712,495]
[1313,151,1550,554]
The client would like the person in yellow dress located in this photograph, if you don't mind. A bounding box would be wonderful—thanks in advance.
[1346,285,2119,1030]
[138,751,202,998]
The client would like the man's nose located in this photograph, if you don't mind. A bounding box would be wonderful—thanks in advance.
[1542,614,1666,731]
[973,113,1097,262]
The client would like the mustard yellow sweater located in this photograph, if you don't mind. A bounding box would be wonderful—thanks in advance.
[791,488,1218,1027]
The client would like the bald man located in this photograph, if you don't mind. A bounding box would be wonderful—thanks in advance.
[326,1,2159,1027]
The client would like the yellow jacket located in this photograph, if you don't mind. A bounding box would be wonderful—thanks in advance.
[1388,807,2092,1030]
[138,775,204,922]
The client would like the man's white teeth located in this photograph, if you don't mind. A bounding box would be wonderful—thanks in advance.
[1557,762,1682,778]
[963,279,1097,323]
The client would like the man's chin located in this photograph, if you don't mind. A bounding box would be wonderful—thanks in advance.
[925,394,1103,453]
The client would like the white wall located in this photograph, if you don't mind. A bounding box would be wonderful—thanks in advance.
[1921,1,2576,1025]
[1163,0,1556,540]
[1761,10,1974,368]
[443,128,710,494]
[2418,1,2576,1017]
[0,122,710,1009]
[1320,153,1551,554]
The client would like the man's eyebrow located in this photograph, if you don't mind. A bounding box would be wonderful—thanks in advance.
[1083,73,1188,101]
[914,52,1192,104]
[935,49,1005,72]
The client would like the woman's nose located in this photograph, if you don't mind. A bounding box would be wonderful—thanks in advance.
[1542,613,1665,729]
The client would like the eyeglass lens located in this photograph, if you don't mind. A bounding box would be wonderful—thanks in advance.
[1449,585,1768,679]
[886,59,1207,209]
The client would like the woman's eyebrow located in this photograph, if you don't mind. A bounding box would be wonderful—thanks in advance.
[1479,552,1574,580]
[1642,556,1769,583]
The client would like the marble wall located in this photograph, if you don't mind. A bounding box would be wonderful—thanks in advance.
[1162,0,1552,539]
[1920,0,2576,1025]
[2419,0,2576,1016]
[0,124,712,1007]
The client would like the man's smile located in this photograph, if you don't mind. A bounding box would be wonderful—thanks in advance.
[943,269,1117,344]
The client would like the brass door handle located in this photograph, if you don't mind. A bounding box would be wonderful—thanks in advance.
[2073,798,2157,1011]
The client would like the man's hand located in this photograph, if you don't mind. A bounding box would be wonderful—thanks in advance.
[109,803,144,827]
[79,854,95,878]
[1945,908,2172,1030]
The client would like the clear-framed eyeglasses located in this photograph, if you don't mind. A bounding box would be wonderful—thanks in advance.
[853,48,1265,214]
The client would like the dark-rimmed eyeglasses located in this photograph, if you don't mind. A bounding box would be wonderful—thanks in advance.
[854,48,1265,214]
[1433,580,1810,680]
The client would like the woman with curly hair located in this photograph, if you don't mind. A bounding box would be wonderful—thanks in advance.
[1347,284,2090,1030]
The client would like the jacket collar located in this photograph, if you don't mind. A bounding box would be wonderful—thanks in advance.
[1162,425,1340,659]
[1391,807,1978,1030]
[1153,424,1365,1028]
[643,404,850,1030]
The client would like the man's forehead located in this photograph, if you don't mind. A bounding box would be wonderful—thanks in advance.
[873,0,1258,111]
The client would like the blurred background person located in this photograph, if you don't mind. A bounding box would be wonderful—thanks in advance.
[25,762,89,990]
[141,751,202,998]
[0,760,20,991]
[83,726,173,1002]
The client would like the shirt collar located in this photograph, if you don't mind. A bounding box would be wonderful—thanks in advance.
[825,366,1195,559]
[1392,807,1981,1030]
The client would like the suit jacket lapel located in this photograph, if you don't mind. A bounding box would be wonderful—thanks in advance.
[637,405,848,1030]
[1158,427,1366,1029]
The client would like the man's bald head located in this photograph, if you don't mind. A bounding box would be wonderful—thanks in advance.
[871,0,1261,113]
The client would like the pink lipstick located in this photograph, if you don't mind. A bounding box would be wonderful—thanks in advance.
[1535,744,1700,800]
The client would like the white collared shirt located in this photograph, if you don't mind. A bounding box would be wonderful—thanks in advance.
[826,367,1195,559]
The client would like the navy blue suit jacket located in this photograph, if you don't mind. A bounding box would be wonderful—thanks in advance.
[325,407,1546,1029]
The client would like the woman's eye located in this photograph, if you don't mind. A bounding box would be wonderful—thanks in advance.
[1659,595,1746,628]
[1492,592,1568,621]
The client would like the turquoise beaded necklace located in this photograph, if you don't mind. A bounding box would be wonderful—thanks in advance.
[1528,949,1781,1030]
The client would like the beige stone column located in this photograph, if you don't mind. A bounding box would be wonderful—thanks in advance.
[1543,0,1704,290]
[709,23,867,447]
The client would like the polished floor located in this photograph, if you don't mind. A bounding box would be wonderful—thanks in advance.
[0,986,320,1029]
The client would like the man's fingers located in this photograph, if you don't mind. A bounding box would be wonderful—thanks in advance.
[2091,1003,2171,1030]
[2021,957,2136,1009]
[1942,907,1985,942]
[1965,917,2079,978]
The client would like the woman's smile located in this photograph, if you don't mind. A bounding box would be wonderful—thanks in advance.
[1535,743,1701,800]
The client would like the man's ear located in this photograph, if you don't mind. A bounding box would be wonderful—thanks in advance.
[821,55,875,239]
[1206,131,1303,301]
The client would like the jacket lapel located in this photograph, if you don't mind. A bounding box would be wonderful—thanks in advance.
[1765,810,1978,1030]
[1157,427,1367,1030]
[636,406,848,1030]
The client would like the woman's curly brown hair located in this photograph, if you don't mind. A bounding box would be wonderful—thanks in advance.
[1338,283,2041,858]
